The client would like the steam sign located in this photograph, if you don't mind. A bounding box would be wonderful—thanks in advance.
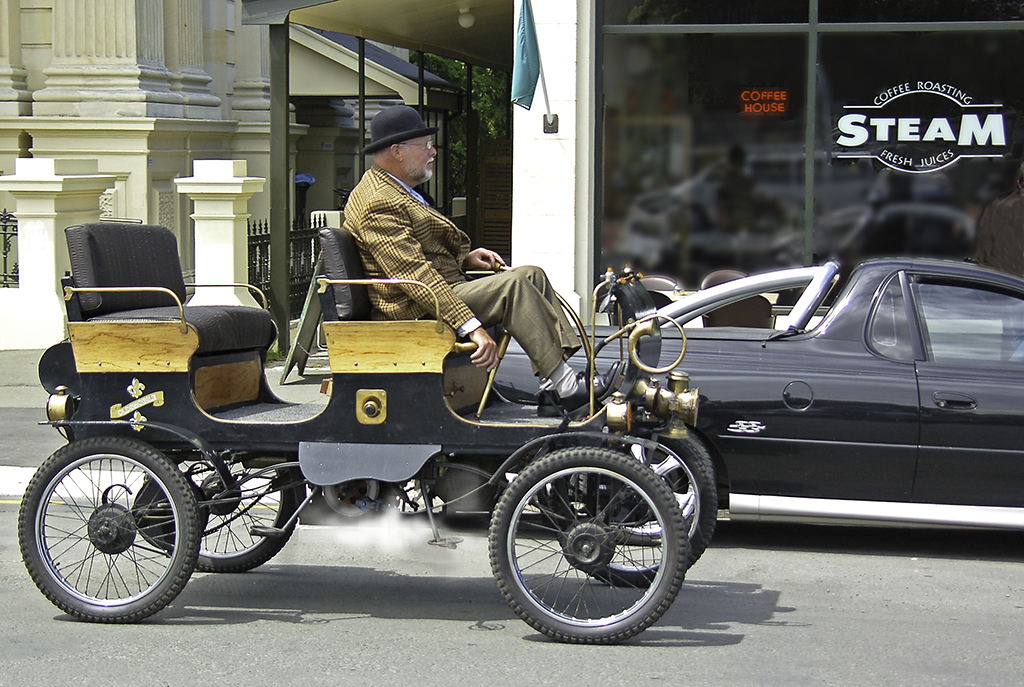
[833,82,1008,173]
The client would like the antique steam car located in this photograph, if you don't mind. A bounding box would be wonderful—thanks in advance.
[18,222,713,644]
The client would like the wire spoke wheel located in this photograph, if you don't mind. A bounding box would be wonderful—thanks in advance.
[489,446,688,644]
[192,463,305,573]
[18,437,200,622]
[623,436,718,572]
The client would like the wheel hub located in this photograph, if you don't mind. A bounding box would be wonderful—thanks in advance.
[562,522,615,573]
[88,503,137,555]
[201,474,241,516]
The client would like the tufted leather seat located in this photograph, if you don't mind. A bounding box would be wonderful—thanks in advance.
[65,223,275,355]
[317,226,372,321]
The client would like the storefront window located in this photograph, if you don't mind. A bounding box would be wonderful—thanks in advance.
[603,0,808,25]
[605,0,1024,25]
[600,5,1024,288]
[602,34,806,286]
[816,32,1024,271]
[820,0,1024,23]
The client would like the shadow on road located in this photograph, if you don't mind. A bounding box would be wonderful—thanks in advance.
[153,560,790,647]
[711,520,1024,562]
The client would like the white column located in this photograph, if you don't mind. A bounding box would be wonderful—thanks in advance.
[162,0,221,117]
[0,0,31,116]
[231,10,271,123]
[34,0,182,117]
[174,159,265,307]
[0,159,115,350]
[511,0,584,312]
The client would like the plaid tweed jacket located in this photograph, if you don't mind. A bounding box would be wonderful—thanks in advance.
[344,165,477,330]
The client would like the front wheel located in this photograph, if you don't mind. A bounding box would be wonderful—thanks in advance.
[488,446,688,644]
[593,437,717,588]
[18,437,200,622]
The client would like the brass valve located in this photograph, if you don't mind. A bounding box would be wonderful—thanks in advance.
[355,389,387,425]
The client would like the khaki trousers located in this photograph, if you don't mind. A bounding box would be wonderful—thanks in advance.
[453,265,580,378]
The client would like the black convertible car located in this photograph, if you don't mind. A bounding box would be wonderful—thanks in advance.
[497,257,1024,538]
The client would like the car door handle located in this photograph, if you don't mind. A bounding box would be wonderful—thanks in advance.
[932,391,977,410]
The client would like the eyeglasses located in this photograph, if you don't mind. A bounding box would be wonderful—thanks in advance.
[397,140,435,150]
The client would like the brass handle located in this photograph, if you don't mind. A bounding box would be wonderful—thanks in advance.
[64,285,188,334]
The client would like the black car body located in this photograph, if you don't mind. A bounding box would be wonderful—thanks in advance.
[498,257,1024,530]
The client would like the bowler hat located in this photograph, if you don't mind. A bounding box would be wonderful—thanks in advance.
[363,105,438,154]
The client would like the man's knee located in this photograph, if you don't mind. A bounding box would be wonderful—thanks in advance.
[511,264,550,289]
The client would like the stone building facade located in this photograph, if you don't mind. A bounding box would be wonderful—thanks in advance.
[0,0,371,272]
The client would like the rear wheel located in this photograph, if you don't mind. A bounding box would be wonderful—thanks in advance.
[193,463,305,573]
[18,437,200,622]
[489,446,688,644]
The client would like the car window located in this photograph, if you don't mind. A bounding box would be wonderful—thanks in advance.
[867,274,913,362]
[913,280,1024,365]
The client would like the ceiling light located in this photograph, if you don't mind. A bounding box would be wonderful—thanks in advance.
[458,8,475,28]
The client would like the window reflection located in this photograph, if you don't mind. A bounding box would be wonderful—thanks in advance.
[819,0,1024,23]
[816,32,1024,278]
[603,0,1024,25]
[602,34,806,286]
[868,274,913,361]
[600,22,1024,289]
[915,281,1024,364]
[603,0,808,24]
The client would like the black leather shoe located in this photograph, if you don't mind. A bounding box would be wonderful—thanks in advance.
[537,360,623,417]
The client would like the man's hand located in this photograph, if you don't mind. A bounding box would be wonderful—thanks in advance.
[463,247,506,271]
[468,327,499,371]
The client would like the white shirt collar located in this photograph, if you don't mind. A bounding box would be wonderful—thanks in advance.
[383,171,428,205]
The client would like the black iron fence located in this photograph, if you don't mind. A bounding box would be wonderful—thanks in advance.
[248,214,325,320]
[1,208,17,288]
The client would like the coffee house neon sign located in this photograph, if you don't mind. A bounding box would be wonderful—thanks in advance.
[740,89,788,116]
[833,82,1007,173]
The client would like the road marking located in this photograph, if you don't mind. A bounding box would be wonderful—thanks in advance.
[0,466,35,498]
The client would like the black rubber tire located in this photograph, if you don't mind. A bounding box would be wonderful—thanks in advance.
[18,436,200,623]
[194,464,304,573]
[488,446,688,644]
[648,435,718,567]
[589,436,717,588]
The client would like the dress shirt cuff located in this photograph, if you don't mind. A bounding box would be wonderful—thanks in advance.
[457,317,483,338]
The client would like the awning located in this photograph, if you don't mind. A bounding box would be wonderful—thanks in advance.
[243,0,513,72]
[291,25,460,107]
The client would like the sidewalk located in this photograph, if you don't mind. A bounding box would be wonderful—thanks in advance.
[0,347,332,498]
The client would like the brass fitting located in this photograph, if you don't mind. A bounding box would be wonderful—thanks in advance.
[356,389,387,425]
[605,392,631,433]
[45,386,73,422]
[605,370,700,438]
[625,371,699,437]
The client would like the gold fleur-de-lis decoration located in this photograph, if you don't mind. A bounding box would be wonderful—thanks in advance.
[129,410,147,432]
[127,378,146,399]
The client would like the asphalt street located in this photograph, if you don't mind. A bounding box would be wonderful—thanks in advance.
[2,349,1024,686]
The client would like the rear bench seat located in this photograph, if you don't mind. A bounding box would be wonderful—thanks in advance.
[65,222,275,354]
[63,222,276,411]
